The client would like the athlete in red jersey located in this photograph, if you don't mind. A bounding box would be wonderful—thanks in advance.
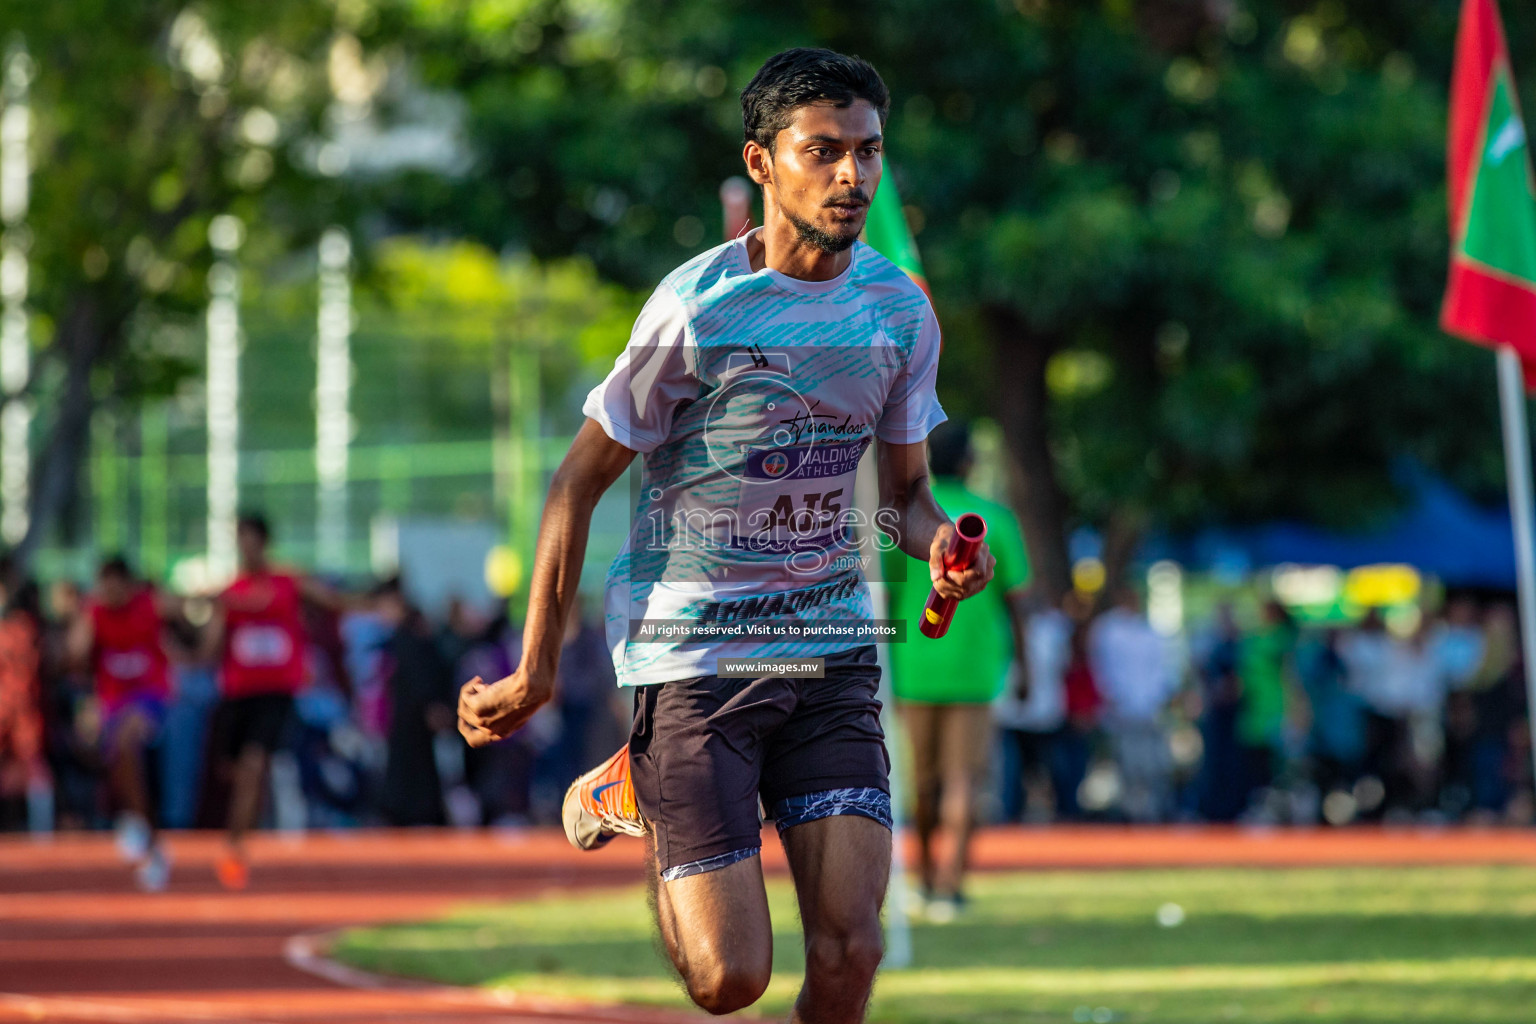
[67,557,176,890]
[200,513,348,889]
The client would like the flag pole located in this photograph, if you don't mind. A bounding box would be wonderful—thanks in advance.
[1495,345,1536,790]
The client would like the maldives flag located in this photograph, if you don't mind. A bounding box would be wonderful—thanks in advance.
[1441,0,1536,374]
[863,160,931,297]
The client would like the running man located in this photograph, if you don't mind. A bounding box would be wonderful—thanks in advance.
[68,556,175,890]
[458,49,993,1021]
[201,513,347,889]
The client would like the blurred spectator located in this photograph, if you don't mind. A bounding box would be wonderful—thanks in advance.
[40,579,100,830]
[1395,623,1448,814]
[1338,610,1402,817]
[1298,627,1367,815]
[67,557,174,889]
[994,592,1084,821]
[455,610,540,825]
[375,579,454,826]
[1456,604,1521,821]
[887,419,1031,920]
[291,595,363,828]
[0,572,44,830]
[1430,598,1486,691]
[1193,602,1246,822]
[1090,588,1178,822]
[158,609,216,830]
[1236,600,1299,815]
[437,596,482,680]
[201,513,351,888]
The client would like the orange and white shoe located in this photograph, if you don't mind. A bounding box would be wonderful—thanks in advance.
[562,745,647,851]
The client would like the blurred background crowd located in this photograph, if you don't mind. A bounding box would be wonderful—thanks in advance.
[0,543,625,837]
[0,526,1526,841]
[4,2,1536,850]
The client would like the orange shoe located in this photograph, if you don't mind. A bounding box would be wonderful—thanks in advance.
[562,745,647,851]
[215,849,249,891]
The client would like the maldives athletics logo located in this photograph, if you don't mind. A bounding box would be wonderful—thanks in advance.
[760,451,790,478]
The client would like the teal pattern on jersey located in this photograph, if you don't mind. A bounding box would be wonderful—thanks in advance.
[585,230,945,686]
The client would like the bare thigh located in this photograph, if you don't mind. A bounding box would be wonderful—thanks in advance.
[653,847,773,1014]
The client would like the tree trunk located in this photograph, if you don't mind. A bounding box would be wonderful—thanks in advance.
[985,304,1072,602]
[1098,507,1146,609]
[18,296,114,567]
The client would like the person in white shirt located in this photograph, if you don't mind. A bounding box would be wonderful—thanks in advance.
[994,594,1088,820]
[1089,588,1178,821]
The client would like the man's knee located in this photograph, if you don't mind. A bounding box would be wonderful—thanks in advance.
[805,923,884,989]
[682,954,771,1016]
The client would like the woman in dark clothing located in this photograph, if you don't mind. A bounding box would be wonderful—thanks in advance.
[376,582,454,826]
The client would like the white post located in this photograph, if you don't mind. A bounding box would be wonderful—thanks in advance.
[315,227,352,571]
[1495,346,1536,792]
[0,43,32,545]
[206,215,244,583]
[855,449,912,969]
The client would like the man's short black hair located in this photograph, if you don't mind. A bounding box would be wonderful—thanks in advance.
[741,47,890,153]
[927,420,973,479]
[99,555,133,581]
[237,512,271,544]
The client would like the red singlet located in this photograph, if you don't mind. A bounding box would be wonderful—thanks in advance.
[89,589,170,709]
[219,572,307,698]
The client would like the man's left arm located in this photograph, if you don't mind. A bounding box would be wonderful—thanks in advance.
[875,439,994,602]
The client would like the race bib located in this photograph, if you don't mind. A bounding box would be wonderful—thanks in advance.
[734,439,866,553]
[101,650,151,681]
[231,624,294,667]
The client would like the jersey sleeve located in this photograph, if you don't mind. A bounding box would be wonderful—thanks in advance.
[875,300,947,443]
[582,284,700,454]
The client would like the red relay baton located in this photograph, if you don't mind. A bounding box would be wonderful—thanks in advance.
[919,512,988,639]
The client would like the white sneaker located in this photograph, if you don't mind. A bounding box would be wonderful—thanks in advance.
[114,813,152,863]
[135,844,171,892]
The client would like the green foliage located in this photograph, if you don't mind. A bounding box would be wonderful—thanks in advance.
[369,0,1536,544]
[19,0,1536,560]
[16,0,344,353]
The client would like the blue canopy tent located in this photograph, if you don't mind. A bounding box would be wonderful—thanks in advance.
[1168,474,1519,589]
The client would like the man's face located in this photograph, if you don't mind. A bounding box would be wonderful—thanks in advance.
[237,525,266,566]
[98,573,131,608]
[759,100,884,253]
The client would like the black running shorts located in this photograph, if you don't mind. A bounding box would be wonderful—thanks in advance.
[628,645,891,877]
[211,693,294,760]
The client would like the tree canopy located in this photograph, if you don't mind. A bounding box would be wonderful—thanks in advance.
[12,0,1535,592]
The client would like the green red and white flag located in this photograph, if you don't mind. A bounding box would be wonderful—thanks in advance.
[1441,0,1536,374]
[863,160,931,298]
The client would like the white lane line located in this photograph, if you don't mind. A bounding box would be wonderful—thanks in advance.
[283,928,706,1023]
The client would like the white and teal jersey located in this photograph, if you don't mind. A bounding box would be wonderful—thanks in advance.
[584,228,946,687]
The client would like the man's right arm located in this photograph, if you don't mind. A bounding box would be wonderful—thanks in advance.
[458,418,637,747]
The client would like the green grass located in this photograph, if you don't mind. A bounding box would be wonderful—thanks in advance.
[331,866,1536,1022]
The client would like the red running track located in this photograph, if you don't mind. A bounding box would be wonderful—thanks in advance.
[2,826,1534,1022]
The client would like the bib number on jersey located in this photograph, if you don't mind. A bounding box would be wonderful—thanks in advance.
[230,624,294,667]
[101,650,152,681]
[734,439,865,552]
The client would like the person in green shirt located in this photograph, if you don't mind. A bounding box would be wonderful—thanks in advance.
[885,420,1031,920]
[1237,599,1299,807]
